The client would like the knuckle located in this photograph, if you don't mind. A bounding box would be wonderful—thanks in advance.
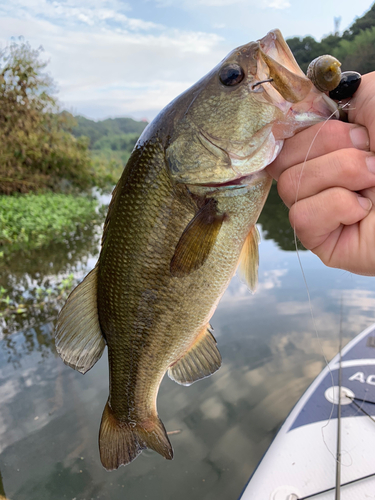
[332,148,365,177]
[329,187,349,207]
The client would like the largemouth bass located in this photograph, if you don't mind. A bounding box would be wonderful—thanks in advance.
[55,29,338,470]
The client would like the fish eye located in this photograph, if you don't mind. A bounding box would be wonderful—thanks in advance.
[219,64,245,86]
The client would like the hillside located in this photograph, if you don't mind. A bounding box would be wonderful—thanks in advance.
[70,115,148,149]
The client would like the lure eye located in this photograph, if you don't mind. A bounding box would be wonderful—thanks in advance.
[219,64,245,86]
[329,71,362,100]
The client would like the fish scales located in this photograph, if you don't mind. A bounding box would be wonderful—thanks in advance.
[55,29,338,470]
[98,140,271,420]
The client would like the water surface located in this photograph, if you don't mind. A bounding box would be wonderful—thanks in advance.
[1,185,375,500]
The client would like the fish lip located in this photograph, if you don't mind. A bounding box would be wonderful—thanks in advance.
[196,168,269,189]
[258,29,305,78]
[255,29,339,122]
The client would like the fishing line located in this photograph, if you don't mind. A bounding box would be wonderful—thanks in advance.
[292,102,351,462]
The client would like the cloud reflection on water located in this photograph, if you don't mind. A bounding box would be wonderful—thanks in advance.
[1,190,375,498]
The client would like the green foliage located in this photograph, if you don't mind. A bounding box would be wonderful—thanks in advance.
[332,27,375,73]
[0,39,94,194]
[288,2,375,75]
[287,36,323,74]
[90,150,131,187]
[0,192,100,254]
[91,132,140,152]
[63,115,147,189]
[71,115,148,148]
[342,3,375,39]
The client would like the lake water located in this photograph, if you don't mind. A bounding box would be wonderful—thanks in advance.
[1,184,375,500]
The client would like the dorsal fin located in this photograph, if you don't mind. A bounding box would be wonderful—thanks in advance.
[170,199,225,278]
[168,325,221,386]
[55,266,106,374]
[237,225,260,292]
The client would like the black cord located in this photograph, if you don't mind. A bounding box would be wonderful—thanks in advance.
[352,396,375,406]
[349,398,375,423]
[298,472,375,499]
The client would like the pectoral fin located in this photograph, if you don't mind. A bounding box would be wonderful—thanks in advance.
[170,199,224,278]
[237,226,260,293]
[55,266,106,374]
[168,325,221,386]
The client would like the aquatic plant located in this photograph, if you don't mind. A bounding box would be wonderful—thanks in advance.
[0,192,100,254]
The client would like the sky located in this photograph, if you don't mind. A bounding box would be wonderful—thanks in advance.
[0,0,373,122]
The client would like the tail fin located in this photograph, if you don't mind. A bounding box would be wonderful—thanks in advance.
[99,401,173,470]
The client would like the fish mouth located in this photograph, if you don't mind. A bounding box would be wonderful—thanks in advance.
[253,29,339,137]
[197,168,270,190]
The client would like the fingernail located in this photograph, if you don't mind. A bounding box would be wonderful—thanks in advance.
[357,194,372,212]
[366,155,375,174]
[350,127,370,150]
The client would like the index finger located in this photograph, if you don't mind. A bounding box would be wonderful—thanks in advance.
[267,120,369,180]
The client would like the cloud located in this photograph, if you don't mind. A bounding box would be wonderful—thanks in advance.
[155,0,290,7]
[1,0,162,32]
[0,3,227,120]
[196,0,245,5]
[262,0,291,8]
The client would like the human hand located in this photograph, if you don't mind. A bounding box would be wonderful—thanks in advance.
[266,72,375,276]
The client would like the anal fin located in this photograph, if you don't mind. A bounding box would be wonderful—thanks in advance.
[55,266,106,374]
[237,225,260,293]
[168,325,221,386]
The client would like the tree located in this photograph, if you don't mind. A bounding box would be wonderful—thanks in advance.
[0,39,93,194]
[342,3,375,40]
[287,2,375,75]
[286,36,322,73]
[332,27,375,74]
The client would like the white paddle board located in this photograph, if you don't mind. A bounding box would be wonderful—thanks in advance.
[240,322,375,500]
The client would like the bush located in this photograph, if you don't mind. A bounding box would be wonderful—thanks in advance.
[0,39,94,194]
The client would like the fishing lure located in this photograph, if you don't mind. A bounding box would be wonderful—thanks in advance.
[307,55,362,101]
[329,71,362,101]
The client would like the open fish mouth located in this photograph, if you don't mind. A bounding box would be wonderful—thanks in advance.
[252,29,339,137]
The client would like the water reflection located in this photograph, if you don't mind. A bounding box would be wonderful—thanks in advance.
[259,182,306,250]
[0,190,375,499]
[0,224,101,364]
